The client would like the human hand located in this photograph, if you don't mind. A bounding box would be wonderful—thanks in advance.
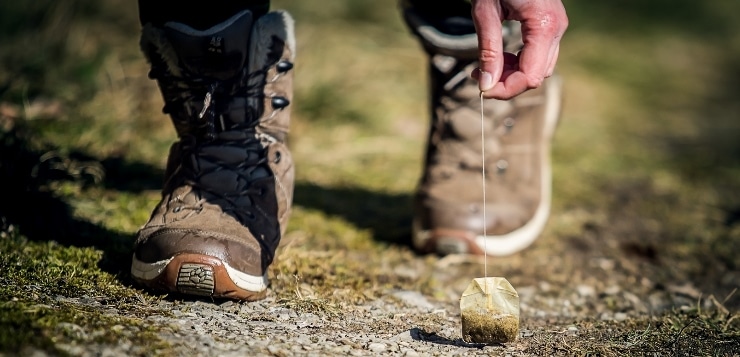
[471,0,568,99]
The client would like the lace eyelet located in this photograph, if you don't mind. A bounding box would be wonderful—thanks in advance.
[496,160,509,174]
[271,96,290,109]
[274,151,282,163]
[173,206,182,213]
[503,117,515,133]
[276,60,294,73]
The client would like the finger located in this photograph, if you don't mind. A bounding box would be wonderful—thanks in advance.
[471,0,505,91]
[517,22,554,88]
[473,52,518,76]
[545,42,560,77]
[484,70,529,100]
[479,52,525,99]
[514,1,568,87]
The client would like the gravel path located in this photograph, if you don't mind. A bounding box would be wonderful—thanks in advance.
[16,249,732,357]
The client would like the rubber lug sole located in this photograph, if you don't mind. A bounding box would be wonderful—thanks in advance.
[133,253,268,301]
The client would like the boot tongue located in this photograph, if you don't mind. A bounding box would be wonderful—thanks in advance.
[164,10,254,80]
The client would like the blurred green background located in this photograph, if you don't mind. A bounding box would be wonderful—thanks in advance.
[2,0,738,268]
[1,0,739,306]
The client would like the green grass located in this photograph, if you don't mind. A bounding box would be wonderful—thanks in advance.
[1,0,739,354]
[0,233,170,354]
[527,309,739,356]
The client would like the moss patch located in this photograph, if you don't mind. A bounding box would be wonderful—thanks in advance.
[0,234,171,354]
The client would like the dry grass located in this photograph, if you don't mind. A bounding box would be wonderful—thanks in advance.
[0,0,738,354]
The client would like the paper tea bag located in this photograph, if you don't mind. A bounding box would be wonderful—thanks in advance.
[460,277,520,344]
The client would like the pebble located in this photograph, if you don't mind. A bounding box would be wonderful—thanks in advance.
[614,312,628,321]
[368,342,387,353]
[603,286,621,295]
[390,330,414,342]
[576,285,595,297]
[391,291,435,311]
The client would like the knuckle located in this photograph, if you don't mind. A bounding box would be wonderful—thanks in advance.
[527,76,544,89]
[541,14,561,34]
[478,48,501,63]
[555,15,569,35]
[560,16,570,32]
[537,8,568,36]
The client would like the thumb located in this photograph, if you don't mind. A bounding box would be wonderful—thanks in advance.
[471,0,505,92]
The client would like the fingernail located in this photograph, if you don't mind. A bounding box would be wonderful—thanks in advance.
[478,70,493,92]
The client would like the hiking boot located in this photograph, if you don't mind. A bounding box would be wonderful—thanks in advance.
[131,10,295,300]
[403,6,563,256]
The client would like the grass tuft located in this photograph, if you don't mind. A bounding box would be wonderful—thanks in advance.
[0,0,738,354]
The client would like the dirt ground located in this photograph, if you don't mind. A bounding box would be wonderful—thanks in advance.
[1,0,739,356]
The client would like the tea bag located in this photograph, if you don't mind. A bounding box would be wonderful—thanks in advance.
[459,94,520,344]
[460,277,520,344]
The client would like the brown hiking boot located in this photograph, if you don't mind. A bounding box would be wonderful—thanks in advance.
[131,10,295,300]
[403,6,563,256]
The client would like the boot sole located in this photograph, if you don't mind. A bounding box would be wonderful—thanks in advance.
[413,75,563,257]
[131,253,268,301]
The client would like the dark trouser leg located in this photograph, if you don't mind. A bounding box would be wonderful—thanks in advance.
[402,0,475,36]
[138,0,270,28]
[403,0,472,19]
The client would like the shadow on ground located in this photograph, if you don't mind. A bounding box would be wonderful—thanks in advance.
[292,182,413,247]
[0,123,136,279]
[0,121,414,278]
[407,328,488,349]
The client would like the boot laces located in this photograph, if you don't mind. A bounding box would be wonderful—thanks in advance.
[154,64,281,257]
[439,61,540,177]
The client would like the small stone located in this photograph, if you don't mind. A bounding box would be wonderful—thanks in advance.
[539,282,552,292]
[668,283,703,300]
[390,331,414,342]
[391,290,435,311]
[614,312,628,321]
[368,342,387,353]
[516,286,536,298]
[648,292,670,312]
[576,285,595,297]
[596,258,616,270]
[267,345,288,357]
[329,346,346,354]
[56,323,87,340]
[220,301,234,309]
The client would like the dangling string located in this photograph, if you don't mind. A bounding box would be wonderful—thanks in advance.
[480,91,488,280]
